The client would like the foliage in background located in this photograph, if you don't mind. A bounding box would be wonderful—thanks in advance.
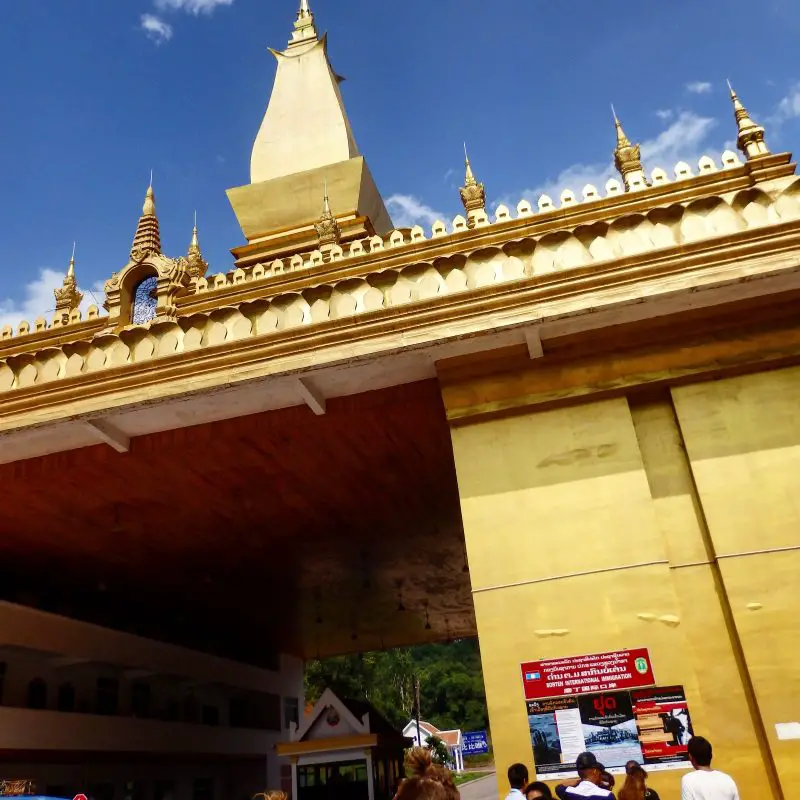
[304,639,488,733]
[425,735,450,766]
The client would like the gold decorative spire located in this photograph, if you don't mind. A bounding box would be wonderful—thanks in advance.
[186,211,209,280]
[612,105,647,191]
[130,178,162,262]
[314,182,340,246]
[727,80,770,160]
[460,143,486,215]
[54,242,84,316]
[290,0,317,46]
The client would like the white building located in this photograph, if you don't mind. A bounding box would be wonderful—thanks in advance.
[0,601,303,800]
[401,721,463,773]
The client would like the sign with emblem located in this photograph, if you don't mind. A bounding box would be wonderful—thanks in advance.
[521,648,655,701]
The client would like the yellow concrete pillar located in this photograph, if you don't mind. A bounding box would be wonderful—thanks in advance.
[672,366,800,794]
[448,395,777,800]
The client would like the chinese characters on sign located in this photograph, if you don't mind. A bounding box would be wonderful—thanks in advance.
[521,648,655,700]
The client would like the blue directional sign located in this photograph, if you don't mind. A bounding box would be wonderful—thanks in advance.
[462,730,489,755]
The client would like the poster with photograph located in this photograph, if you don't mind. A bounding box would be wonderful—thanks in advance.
[578,692,644,767]
[632,685,694,769]
[527,687,693,779]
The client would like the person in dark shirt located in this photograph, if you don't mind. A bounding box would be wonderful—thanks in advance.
[555,752,614,800]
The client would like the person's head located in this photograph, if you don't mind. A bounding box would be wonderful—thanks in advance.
[618,767,646,800]
[625,761,641,776]
[687,736,713,769]
[524,782,552,800]
[575,752,604,785]
[397,748,459,800]
[508,764,529,791]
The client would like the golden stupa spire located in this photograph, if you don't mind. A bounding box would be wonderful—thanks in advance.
[612,105,647,191]
[185,211,209,280]
[727,80,770,161]
[130,176,162,262]
[54,242,84,317]
[314,181,341,246]
[460,143,486,216]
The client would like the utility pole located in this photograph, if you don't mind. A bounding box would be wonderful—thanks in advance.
[414,675,422,746]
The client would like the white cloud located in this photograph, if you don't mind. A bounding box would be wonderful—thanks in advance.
[640,111,717,164]
[0,269,105,331]
[655,109,674,121]
[502,111,717,207]
[686,81,713,95]
[140,14,173,44]
[154,0,234,14]
[775,83,800,120]
[386,195,446,229]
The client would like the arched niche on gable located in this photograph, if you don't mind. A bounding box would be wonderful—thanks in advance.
[104,255,191,328]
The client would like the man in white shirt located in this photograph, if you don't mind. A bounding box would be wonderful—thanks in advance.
[681,736,740,800]
[505,763,529,800]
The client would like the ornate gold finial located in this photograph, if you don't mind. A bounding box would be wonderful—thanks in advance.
[290,0,317,45]
[130,179,162,262]
[612,105,647,191]
[727,80,770,161]
[460,143,486,215]
[186,211,209,280]
[314,182,341,246]
[54,242,84,318]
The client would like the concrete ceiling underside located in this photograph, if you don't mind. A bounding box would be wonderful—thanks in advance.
[0,380,475,665]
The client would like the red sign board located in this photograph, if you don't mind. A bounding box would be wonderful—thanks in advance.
[521,648,655,700]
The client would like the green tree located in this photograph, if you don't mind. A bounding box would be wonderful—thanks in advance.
[304,639,488,734]
[425,735,450,766]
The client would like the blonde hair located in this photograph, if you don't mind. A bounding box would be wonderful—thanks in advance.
[396,748,459,800]
[253,792,287,800]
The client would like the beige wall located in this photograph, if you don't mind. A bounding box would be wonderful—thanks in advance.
[449,369,799,799]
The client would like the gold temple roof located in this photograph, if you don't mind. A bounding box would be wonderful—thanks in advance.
[0,3,797,412]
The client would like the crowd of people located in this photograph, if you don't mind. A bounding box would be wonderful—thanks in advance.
[256,733,739,800]
[504,737,739,800]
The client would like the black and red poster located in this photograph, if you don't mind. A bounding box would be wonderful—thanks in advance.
[526,686,694,779]
[631,685,694,766]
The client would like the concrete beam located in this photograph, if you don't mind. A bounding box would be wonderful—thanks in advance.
[50,656,90,669]
[297,378,326,415]
[84,419,130,453]
[525,328,544,359]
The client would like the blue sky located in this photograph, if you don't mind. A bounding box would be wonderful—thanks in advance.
[1,0,799,327]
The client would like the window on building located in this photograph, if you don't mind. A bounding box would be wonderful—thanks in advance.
[88,783,115,800]
[163,699,180,722]
[183,693,200,724]
[27,678,48,709]
[57,682,76,712]
[124,781,146,800]
[154,782,175,800]
[131,682,151,718]
[283,696,299,730]
[201,704,219,727]
[192,778,214,800]
[96,677,119,716]
[131,275,158,325]
[229,691,281,730]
